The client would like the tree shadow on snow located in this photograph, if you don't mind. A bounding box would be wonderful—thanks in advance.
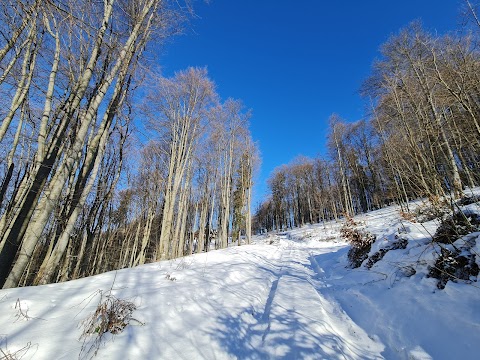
[212,302,367,359]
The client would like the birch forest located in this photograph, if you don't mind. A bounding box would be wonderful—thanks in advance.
[0,0,257,289]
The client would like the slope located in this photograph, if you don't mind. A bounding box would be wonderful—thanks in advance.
[0,203,479,359]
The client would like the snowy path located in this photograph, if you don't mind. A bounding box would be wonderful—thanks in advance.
[235,234,384,359]
[0,233,385,360]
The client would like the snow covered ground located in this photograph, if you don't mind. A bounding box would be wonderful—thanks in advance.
[1,202,480,359]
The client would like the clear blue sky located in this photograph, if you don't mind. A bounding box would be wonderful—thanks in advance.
[159,0,464,205]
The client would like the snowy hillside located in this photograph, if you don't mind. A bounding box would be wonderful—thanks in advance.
[1,203,480,359]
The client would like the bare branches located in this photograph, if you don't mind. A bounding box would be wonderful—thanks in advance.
[465,0,480,30]
[0,335,36,360]
[255,23,480,235]
[0,0,192,288]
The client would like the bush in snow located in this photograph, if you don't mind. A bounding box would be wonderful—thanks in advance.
[413,201,449,223]
[81,292,138,335]
[428,246,479,289]
[432,211,480,244]
[366,236,408,269]
[341,216,376,268]
[79,289,141,359]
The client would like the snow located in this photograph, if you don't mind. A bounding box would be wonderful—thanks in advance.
[1,202,480,359]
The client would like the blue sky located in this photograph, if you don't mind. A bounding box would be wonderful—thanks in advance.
[159,0,463,205]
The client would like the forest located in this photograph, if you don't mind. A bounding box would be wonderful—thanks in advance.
[0,0,479,290]
[253,21,480,233]
[0,0,257,289]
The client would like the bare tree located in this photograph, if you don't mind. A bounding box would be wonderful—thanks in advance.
[0,0,187,288]
[145,67,216,260]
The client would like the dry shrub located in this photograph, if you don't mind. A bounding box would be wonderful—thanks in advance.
[83,293,136,335]
[428,247,479,289]
[79,290,141,359]
[432,211,480,244]
[399,211,416,222]
[341,215,376,268]
[414,202,449,223]
[13,299,32,322]
[0,336,36,360]
[366,236,408,269]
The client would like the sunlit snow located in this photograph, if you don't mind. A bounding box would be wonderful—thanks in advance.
[1,202,480,359]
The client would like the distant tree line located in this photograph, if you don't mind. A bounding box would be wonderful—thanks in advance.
[254,21,480,233]
[0,0,257,288]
